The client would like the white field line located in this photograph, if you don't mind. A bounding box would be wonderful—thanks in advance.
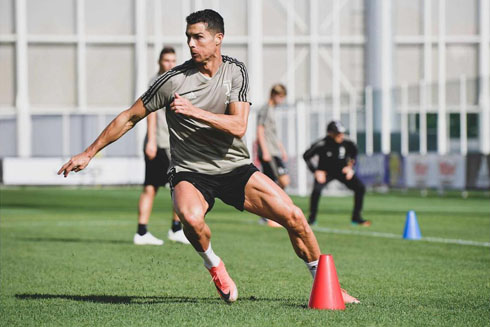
[312,226,490,248]
[3,219,489,248]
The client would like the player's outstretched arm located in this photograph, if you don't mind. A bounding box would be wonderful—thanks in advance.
[170,93,249,138]
[57,99,149,177]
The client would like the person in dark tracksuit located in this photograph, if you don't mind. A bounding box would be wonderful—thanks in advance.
[303,120,371,226]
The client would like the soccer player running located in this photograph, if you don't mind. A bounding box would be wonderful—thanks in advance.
[58,9,358,304]
[303,120,371,227]
[134,46,190,246]
[256,84,290,227]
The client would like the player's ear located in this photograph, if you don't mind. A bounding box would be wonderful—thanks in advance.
[215,33,223,46]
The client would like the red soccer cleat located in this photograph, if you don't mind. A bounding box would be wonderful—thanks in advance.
[207,261,238,303]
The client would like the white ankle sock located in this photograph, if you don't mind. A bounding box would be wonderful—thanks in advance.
[305,260,319,279]
[198,243,221,269]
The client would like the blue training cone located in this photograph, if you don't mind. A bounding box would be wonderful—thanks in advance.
[403,210,422,240]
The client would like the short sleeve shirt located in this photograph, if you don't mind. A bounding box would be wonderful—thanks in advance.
[256,104,282,157]
[141,56,251,174]
[147,74,170,149]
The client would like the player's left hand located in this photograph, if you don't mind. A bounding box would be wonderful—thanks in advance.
[57,152,92,178]
[342,166,354,180]
[170,93,198,117]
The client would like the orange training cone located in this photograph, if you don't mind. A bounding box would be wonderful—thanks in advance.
[308,254,346,310]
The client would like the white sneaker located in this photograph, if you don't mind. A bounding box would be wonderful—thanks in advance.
[167,229,191,244]
[133,232,164,245]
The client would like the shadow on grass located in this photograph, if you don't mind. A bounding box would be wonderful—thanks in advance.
[15,294,306,307]
[18,237,129,245]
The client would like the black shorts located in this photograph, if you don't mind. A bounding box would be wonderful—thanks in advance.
[259,156,288,182]
[144,148,170,187]
[169,164,259,213]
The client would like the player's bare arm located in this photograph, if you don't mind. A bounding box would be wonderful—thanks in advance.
[279,142,288,161]
[170,94,249,138]
[57,99,149,177]
[256,125,272,161]
[145,111,158,160]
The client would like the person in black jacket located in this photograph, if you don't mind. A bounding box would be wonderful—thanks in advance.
[303,120,371,226]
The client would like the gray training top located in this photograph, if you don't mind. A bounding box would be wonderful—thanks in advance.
[148,74,170,149]
[257,104,282,157]
[141,55,251,174]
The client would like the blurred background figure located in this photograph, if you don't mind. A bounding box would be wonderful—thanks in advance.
[303,120,371,227]
[134,46,190,245]
[256,84,290,227]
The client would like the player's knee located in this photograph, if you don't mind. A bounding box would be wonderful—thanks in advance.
[143,185,156,196]
[284,205,307,232]
[178,208,205,231]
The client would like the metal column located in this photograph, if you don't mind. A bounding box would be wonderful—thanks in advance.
[15,0,30,157]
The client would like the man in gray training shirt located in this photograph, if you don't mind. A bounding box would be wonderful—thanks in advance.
[58,9,359,305]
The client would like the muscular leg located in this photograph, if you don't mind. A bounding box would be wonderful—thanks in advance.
[172,181,210,252]
[243,172,320,263]
[138,185,158,225]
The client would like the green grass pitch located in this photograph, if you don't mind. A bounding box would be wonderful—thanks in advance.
[1,186,489,326]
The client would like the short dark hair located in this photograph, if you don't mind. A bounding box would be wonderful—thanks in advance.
[159,46,175,61]
[186,9,224,35]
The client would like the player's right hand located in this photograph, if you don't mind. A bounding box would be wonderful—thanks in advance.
[145,141,157,160]
[57,152,92,178]
[314,170,327,184]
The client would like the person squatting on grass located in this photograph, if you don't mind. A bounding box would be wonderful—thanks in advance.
[303,120,371,227]
[58,9,359,304]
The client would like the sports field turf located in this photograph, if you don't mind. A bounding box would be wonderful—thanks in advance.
[1,186,489,326]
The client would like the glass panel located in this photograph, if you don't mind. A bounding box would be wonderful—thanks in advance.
[263,0,287,36]
[31,115,63,157]
[263,45,287,103]
[295,45,309,98]
[318,0,333,36]
[394,0,422,36]
[103,114,138,157]
[85,0,134,35]
[69,114,99,155]
[146,0,155,36]
[27,0,75,35]
[0,0,14,34]
[0,117,17,157]
[446,45,477,104]
[294,0,309,36]
[161,0,186,36]
[0,44,15,106]
[446,0,478,35]
[340,0,364,36]
[395,45,423,86]
[318,46,333,96]
[28,45,76,106]
[220,0,247,36]
[86,45,135,106]
[340,45,364,91]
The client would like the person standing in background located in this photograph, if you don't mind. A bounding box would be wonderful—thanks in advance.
[134,46,190,245]
[256,84,290,227]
